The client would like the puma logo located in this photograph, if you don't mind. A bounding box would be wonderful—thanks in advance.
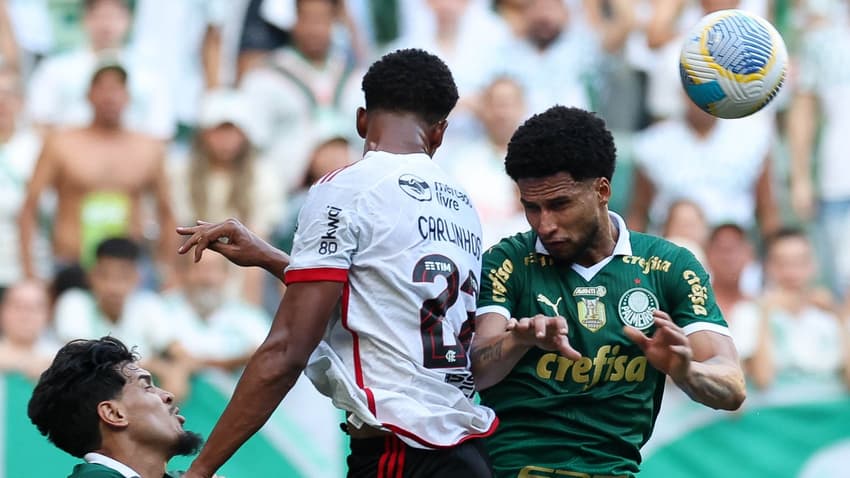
[536,294,563,316]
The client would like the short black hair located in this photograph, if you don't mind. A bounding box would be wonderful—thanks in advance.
[295,0,340,10]
[361,48,458,124]
[505,106,616,182]
[28,337,138,458]
[764,226,809,256]
[708,222,747,245]
[90,63,128,87]
[95,237,140,262]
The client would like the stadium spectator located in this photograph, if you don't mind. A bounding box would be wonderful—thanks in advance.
[0,280,58,380]
[493,0,529,37]
[159,252,271,400]
[442,76,528,247]
[18,64,177,283]
[25,0,175,140]
[746,228,850,389]
[169,88,281,304]
[27,336,205,478]
[787,3,850,301]
[660,198,709,265]
[628,94,780,238]
[128,0,233,129]
[705,223,761,363]
[0,65,51,289]
[492,0,634,115]
[240,0,362,194]
[0,0,18,71]
[52,238,172,362]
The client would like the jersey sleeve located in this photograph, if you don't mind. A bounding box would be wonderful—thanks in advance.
[284,182,360,284]
[476,239,524,320]
[666,246,730,336]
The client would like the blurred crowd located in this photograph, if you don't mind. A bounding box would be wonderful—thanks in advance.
[0,0,849,404]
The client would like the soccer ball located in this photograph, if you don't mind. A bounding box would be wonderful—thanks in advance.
[679,9,787,119]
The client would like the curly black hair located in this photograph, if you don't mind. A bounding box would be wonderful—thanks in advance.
[361,48,459,125]
[28,337,138,458]
[505,106,616,182]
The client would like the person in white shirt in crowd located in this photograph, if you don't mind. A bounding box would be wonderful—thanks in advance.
[0,65,50,290]
[787,0,850,301]
[442,76,528,247]
[160,252,271,402]
[0,280,59,380]
[169,88,282,304]
[492,0,634,116]
[628,93,780,240]
[240,0,363,194]
[26,0,175,140]
[52,237,174,380]
[704,223,761,364]
[128,0,236,129]
[745,228,850,390]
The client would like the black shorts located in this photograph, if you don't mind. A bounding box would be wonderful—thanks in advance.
[347,434,493,478]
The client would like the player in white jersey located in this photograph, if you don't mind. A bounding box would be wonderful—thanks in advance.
[176,49,497,478]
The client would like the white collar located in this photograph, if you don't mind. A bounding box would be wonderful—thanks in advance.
[84,452,141,478]
[534,211,633,281]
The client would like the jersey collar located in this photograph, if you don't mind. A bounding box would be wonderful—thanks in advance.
[84,452,141,478]
[534,211,632,257]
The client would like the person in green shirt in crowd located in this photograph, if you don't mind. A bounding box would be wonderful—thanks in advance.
[27,336,204,478]
[469,105,747,478]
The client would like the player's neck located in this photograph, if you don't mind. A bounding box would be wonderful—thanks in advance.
[363,115,434,157]
[96,443,168,478]
[574,212,618,268]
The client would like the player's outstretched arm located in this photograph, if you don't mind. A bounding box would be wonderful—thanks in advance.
[177,218,291,281]
[181,280,342,478]
[472,313,581,391]
[625,310,746,411]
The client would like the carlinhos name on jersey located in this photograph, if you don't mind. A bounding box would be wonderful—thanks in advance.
[418,215,482,259]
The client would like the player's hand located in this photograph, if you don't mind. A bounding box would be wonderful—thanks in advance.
[507,314,582,360]
[176,218,274,267]
[624,310,692,383]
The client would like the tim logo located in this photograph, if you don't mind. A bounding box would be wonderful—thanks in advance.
[398,174,432,201]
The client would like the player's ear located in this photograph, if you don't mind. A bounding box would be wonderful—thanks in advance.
[97,400,129,429]
[355,107,368,139]
[427,119,448,156]
[596,177,611,205]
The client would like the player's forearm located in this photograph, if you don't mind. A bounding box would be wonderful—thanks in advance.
[471,332,531,391]
[258,246,291,282]
[190,343,302,476]
[675,357,746,410]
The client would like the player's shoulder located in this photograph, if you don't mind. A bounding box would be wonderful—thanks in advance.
[484,230,537,261]
[67,463,125,477]
[626,230,697,266]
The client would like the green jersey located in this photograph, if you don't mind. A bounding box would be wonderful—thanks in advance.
[477,217,727,478]
[67,462,179,477]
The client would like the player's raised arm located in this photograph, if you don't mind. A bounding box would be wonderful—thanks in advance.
[176,218,291,281]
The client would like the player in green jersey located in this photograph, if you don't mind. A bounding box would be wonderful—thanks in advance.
[470,106,746,478]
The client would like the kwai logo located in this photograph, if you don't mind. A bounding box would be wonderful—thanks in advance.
[398,174,432,201]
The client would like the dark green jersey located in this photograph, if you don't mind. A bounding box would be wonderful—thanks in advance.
[477,220,727,478]
[67,464,125,478]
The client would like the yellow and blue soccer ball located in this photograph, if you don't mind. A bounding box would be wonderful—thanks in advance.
[679,9,787,119]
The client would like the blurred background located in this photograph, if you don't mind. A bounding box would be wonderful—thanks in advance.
[0,0,849,476]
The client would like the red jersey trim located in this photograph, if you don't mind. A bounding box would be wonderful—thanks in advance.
[284,267,349,285]
[383,416,500,450]
[336,279,377,414]
[318,163,355,184]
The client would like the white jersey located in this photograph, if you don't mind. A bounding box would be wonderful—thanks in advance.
[285,151,498,449]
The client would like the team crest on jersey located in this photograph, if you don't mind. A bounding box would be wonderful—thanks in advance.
[618,288,659,330]
[572,286,607,332]
[398,174,432,201]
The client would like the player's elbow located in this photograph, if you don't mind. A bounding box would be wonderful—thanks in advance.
[252,339,307,385]
[722,386,747,411]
